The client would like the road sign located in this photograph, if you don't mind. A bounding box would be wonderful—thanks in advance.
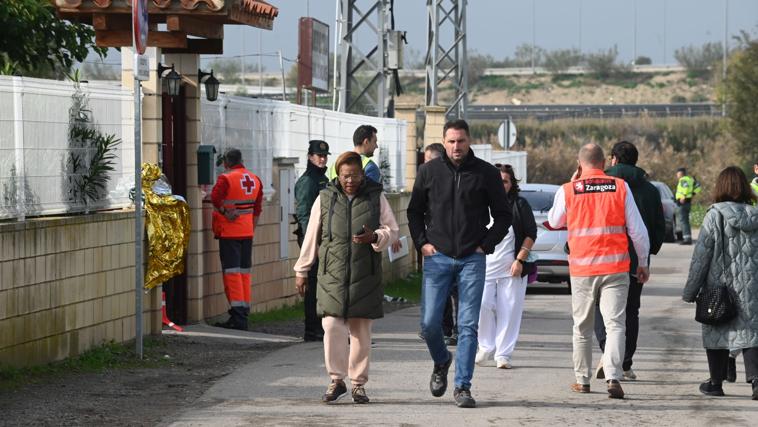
[132,0,148,55]
[497,119,518,149]
[135,54,149,81]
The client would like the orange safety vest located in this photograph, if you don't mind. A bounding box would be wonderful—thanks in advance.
[563,170,630,277]
[213,168,262,239]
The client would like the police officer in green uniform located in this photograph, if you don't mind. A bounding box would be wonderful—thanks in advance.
[294,140,330,341]
[674,167,701,245]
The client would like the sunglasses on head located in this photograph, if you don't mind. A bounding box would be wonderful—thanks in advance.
[494,163,513,170]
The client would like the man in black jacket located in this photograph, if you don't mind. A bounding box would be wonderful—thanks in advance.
[594,141,665,381]
[294,140,330,341]
[408,119,512,408]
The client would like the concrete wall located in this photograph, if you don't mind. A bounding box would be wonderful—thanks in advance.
[0,212,161,368]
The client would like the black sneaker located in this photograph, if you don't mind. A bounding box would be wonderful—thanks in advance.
[726,357,737,383]
[752,380,758,401]
[430,352,453,397]
[680,239,692,245]
[352,385,370,404]
[214,318,248,331]
[453,387,476,408]
[322,379,348,403]
[444,333,458,346]
[699,379,725,396]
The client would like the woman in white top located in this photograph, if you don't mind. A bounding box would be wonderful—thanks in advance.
[476,164,537,368]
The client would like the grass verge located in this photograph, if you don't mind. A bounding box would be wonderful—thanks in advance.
[384,273,422,303]
[249,302,305,324]
[0,339,163,391]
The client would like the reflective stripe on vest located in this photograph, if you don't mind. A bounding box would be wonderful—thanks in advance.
[223,267,252,274]
[563,173,630,277]
[214,168,261,238]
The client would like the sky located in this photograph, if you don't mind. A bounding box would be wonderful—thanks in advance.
[97,0,758,72]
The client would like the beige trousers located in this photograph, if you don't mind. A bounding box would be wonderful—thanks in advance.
[571,272,629,384]
[322,316,373,386]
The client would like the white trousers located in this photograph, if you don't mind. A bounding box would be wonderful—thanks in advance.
[477,276,528,359]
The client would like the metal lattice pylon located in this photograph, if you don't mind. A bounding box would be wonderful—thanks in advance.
[425,0,468,120]
[337,0,390,116]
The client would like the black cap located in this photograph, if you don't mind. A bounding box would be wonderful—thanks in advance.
[308,140,330,155]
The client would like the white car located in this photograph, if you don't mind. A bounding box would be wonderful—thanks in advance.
[519,183,570,291]
[650,181,677,242]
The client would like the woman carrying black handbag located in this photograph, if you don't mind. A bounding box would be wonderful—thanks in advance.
[682,166,758,399]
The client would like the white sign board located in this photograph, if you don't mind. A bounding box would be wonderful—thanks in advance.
[311,20,330,92]
[497,120,518,149]
[135,54,149,81]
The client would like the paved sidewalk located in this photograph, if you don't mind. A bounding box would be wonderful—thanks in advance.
[166,242,758,426]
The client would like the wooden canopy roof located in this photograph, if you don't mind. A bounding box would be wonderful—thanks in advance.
[54,0,279,54]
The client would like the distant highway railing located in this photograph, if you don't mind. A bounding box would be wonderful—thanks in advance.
[419,103,722,122]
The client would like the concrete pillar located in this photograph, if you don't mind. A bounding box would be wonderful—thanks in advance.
[395,103,420,191]
[163,53,206,323]
[423,105,447,149]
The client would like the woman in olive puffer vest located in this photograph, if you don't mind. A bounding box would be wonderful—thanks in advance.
[294,151,399,405]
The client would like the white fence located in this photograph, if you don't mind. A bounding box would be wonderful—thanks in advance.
[0,77,134,220]
[0,78,408,221]
[201,96,407,194]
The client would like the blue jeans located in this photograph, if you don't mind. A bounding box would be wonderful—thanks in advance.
[420,252,486,390]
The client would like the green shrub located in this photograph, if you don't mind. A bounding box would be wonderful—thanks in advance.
[543,48,583,74]
[675,42,723,76]
[635,56,652,65]
[690,203,707,228]
[670,95,687,103]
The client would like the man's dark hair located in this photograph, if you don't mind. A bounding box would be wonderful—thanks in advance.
[224,148,243,166]
[424,143,445,156]
[610,141,639,165]
[443,119,470,137]
[353,125,378,146]
[677,167,687,174]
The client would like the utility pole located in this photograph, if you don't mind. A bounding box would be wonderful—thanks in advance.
[241,27,246,87]
[531,0,536,73]
[336,0,390,116]
[633,0,638,64]
[663,0,667,64]
[722,0,728,116]
[258,31,263,95]
[426,0,468,119]
[578,0,582,53]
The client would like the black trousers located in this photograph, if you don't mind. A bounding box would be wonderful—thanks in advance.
[707,347,758,384]
[595,275,642,371]
[304,259,324,339]
[219,238,253,327]
[442,284,459,337]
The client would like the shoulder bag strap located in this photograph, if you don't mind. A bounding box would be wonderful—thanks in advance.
[717,211,730,288]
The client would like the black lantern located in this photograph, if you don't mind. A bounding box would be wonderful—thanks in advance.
[157,63,181,97]
[198,69,220,102]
